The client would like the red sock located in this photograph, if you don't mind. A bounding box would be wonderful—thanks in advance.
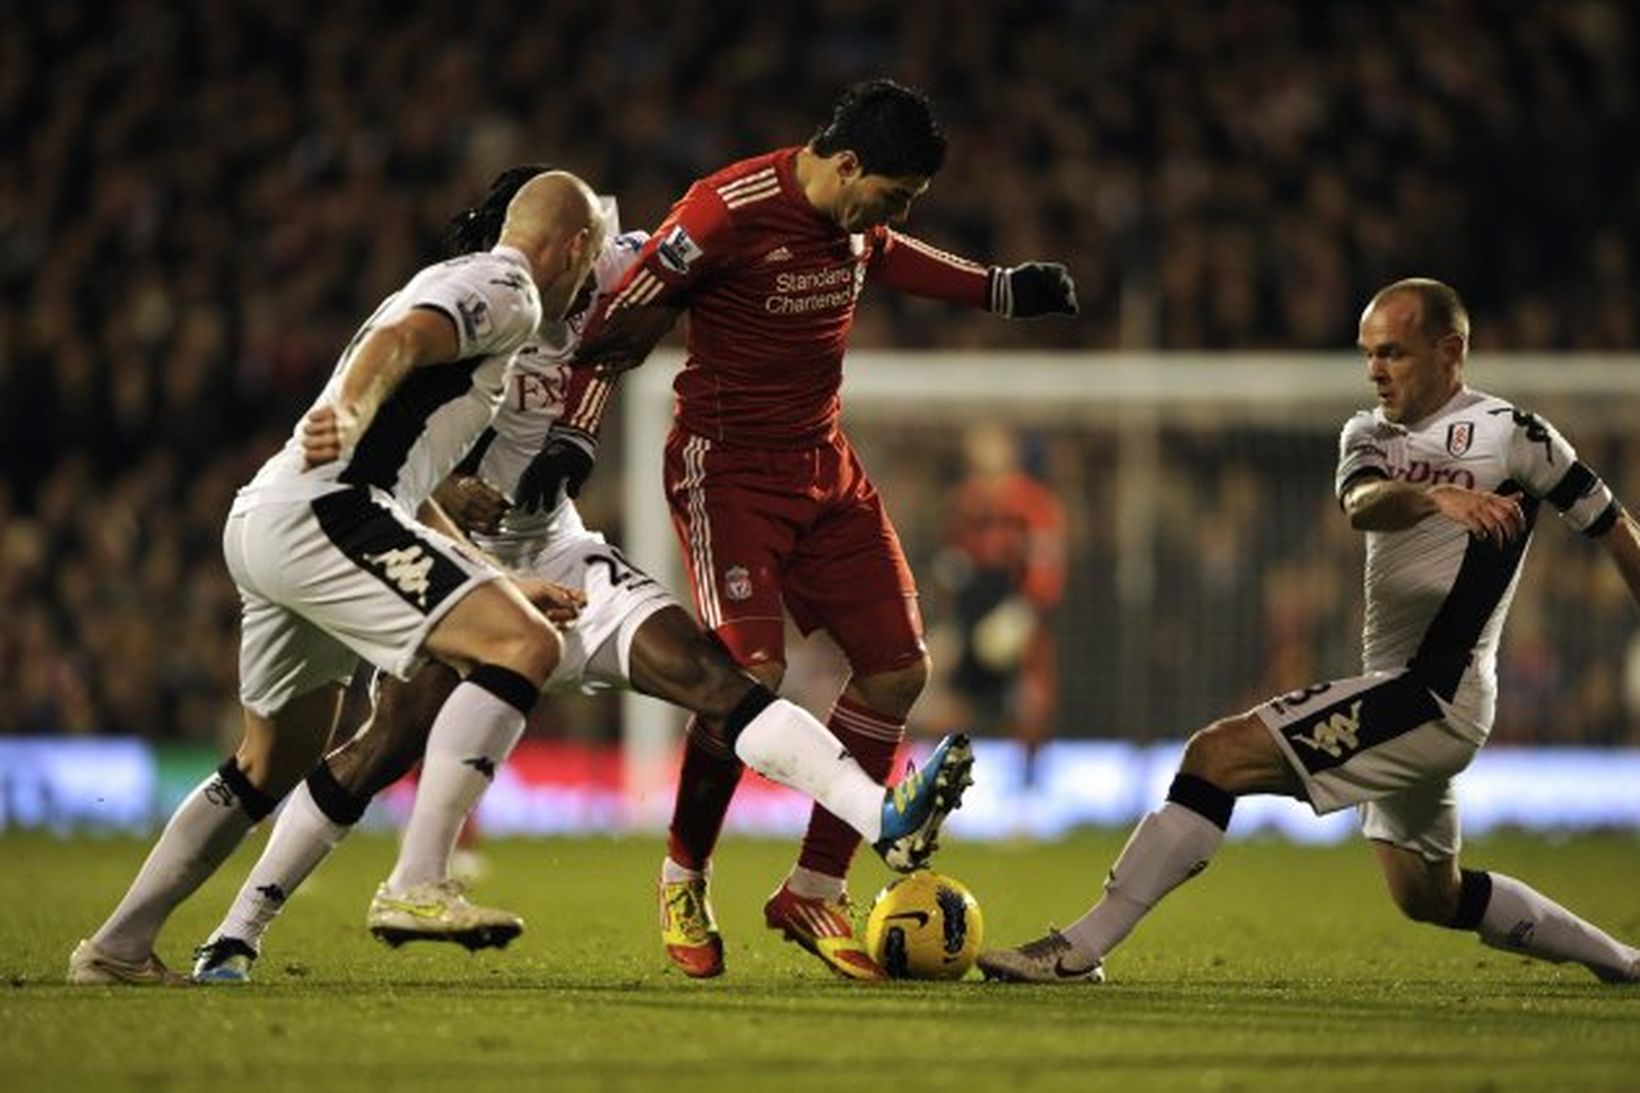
[665,716,745,871]
[795,696,904,880]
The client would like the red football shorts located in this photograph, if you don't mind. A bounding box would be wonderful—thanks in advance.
[663,426,925,675]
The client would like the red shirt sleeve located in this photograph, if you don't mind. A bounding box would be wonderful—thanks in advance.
[585,183,734,338]
[866,228,994,310]
[564,184,737,444]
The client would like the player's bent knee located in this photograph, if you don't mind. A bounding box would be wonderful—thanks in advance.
[1178,714,1272,792]
[850,654,930,716]
[461,609,560,688]
[1381,860,1462,925]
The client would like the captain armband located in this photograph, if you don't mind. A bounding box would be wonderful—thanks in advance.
[1545,460,1620,536]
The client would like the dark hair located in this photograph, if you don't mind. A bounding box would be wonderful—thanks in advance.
[447,163,553,254]
[810,79,946,178]
[1370,277,1471,343]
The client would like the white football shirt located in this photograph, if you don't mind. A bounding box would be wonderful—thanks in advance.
[233,246,542,513]
[1335,386,1617,739]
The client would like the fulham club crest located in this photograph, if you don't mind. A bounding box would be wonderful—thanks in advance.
[724,565,753,602]
[1446,421,1474,457]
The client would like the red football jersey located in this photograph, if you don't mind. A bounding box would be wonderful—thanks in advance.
[581,147,994,447]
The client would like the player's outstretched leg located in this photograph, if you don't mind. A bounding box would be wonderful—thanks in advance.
[980,713,1280,985]
[1375,843,1640,984]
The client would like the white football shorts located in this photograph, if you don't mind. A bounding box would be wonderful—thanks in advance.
[224,488,499,717]
[484,529,680,693]
[1255,668,1481,860]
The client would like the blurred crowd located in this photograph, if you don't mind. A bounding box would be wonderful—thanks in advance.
[3,1,1637,744]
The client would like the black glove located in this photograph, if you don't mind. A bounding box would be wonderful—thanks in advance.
[992,262,1078,318]
[515,430,596,512]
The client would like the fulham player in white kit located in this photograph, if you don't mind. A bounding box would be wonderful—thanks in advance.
[68,172,606,985]
[980,278,1640,985]
[187,174,972,982]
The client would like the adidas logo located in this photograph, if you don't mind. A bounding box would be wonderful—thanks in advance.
[761,246,793,264]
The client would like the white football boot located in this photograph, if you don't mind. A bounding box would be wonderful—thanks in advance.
[367,878,523,950]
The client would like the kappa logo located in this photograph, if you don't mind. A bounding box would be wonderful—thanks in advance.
[1446,421,1474,457]
[363,545,434,608]
[657,225,704,275]
[724,564,753,602]
[256,883,288,905]
[456,292,493,341]
[761,245,793,264]
[1290,700,1365,759]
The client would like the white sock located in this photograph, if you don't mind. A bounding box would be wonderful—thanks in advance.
[213,782,351,951]
[661,857,707,884]
[784,864,846,903]
[1477,872,1638,982]
[732,698,885,842]
[90,768,263,961]
[1061,802,1225,961]
[386,679,527,892]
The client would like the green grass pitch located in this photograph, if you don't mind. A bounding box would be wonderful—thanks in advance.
[1,830,1636,1092]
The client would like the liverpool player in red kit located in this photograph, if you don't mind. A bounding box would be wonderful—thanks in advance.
[550,80,1077,979]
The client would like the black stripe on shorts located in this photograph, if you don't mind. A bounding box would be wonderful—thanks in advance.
[312,488,472,617]
[1278,674,1442,777]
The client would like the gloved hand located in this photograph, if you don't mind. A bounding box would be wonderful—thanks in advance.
[515,430,596,512]
[992,262,1078,318]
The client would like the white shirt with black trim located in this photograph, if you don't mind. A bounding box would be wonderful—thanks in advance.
[234,246,541,513]
[1334,386,1616,739]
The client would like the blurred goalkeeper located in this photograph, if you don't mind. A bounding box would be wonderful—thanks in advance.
[980,279,1640,985]
[188,169,973,983]
[553,78,1078,979]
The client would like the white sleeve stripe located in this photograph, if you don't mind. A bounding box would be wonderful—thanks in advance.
[723,181,782,209]
[895,232,988,274]
[566,378,611,433]
[610,269,663,312]
[716,168,778,198]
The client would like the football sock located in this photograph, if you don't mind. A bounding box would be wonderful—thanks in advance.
[661,856,707,884]
[794,696,903,879]
[1459,870,1638,982]
[665,716,744,871]
[213,766,364,950]
[1061,774,1233,961]
[725,687,887,842]
[91,760,276,962]
[784,864,847,903]
[385,666,534,892]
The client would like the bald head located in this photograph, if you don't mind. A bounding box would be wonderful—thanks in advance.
[1362,278,1470,349]
[498,170,606,320]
